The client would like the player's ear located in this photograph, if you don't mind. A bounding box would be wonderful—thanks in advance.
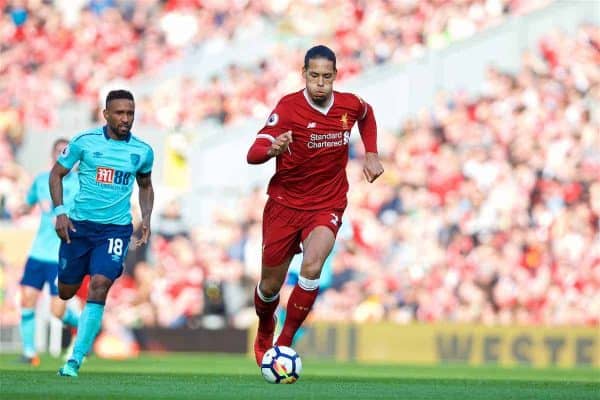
[102,108,108,120]
[302,67,307,79]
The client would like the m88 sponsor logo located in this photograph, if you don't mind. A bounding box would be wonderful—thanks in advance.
[96,167,131,185]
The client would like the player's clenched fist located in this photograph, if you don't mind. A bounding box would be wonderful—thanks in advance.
[267,130,293,157]
[363,152,384,183]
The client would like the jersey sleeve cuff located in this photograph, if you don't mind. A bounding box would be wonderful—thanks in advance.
[57,158,73,169]
[256,133,276,143]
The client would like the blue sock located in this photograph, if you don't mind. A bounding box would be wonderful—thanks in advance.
[71,301,104,365]
[62,308,80,328]
[20,308,36,357]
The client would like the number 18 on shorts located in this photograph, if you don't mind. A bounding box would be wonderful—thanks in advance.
[58,220,133,284]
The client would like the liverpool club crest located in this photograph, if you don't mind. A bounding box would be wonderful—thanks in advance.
[340,113,349,130]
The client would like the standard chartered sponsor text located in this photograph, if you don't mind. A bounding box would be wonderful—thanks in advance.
[308,131,349,149]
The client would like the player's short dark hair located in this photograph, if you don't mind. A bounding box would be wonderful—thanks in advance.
[106,90,134,108]
[304,45,336,71]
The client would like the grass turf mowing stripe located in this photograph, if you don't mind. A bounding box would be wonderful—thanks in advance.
[1,353,598,400]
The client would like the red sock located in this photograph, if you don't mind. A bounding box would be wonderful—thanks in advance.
[276,284,319,346]
[254,287,279,333]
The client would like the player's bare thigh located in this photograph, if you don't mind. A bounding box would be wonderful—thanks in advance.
[300,226,335,279]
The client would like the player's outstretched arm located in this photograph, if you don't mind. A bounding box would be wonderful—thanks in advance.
[135,173,154,246]
[49,162,75,243]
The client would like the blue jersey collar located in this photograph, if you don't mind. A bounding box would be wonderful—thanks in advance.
[103,125,131,142]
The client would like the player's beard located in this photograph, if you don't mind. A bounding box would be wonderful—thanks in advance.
[310,91,330,107]
[115,124,132,137]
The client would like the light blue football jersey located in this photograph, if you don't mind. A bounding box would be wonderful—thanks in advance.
[58,126,154,225]
[26,171,79,263]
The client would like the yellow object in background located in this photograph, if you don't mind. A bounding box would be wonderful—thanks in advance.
[287,323,600,368]
[0,228,35,265]
[163,133,190,190]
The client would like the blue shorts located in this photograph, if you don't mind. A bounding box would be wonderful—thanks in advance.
[20,257,59,295]
[58,220,133,285]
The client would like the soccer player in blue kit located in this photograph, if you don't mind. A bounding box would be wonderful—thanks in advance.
[50,90,154,377]
[18,138,80,366]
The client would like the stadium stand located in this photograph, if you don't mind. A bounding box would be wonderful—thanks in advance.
[0,2,597,337]
[17,24,596,331]
[1,0,551,130]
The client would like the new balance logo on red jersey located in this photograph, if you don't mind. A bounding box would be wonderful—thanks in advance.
[330,213,339,226]
[307,122,317,129]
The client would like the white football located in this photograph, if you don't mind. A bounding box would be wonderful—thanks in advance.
[260,345,302,384]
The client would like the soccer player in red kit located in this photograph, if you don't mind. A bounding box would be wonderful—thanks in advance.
[247,45,384,365]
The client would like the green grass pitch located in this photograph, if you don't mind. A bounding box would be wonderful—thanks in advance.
[1,353,598,400]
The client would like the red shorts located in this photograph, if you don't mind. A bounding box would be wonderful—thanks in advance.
[262,198,344,267]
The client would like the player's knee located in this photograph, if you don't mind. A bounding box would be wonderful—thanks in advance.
[50,305,65,319]
[88,286,110,300]
[20,294,37,308]
[20,286,39,307]
[259,281,281,298]
[88,277,112,300]
[300,257,324,279]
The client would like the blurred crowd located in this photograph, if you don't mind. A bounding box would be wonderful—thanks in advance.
[1,1,598,332]
[0,98,26,221]
[0,0,256,220]
[328,26,600,327]
[101,25,600,330]
[138,0,552,128]
[1,0,550,131]
[1,0,281,130]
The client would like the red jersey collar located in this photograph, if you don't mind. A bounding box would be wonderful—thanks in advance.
[303,89,334,115]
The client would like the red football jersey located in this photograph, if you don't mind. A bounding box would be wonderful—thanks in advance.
[256,89,370,210]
